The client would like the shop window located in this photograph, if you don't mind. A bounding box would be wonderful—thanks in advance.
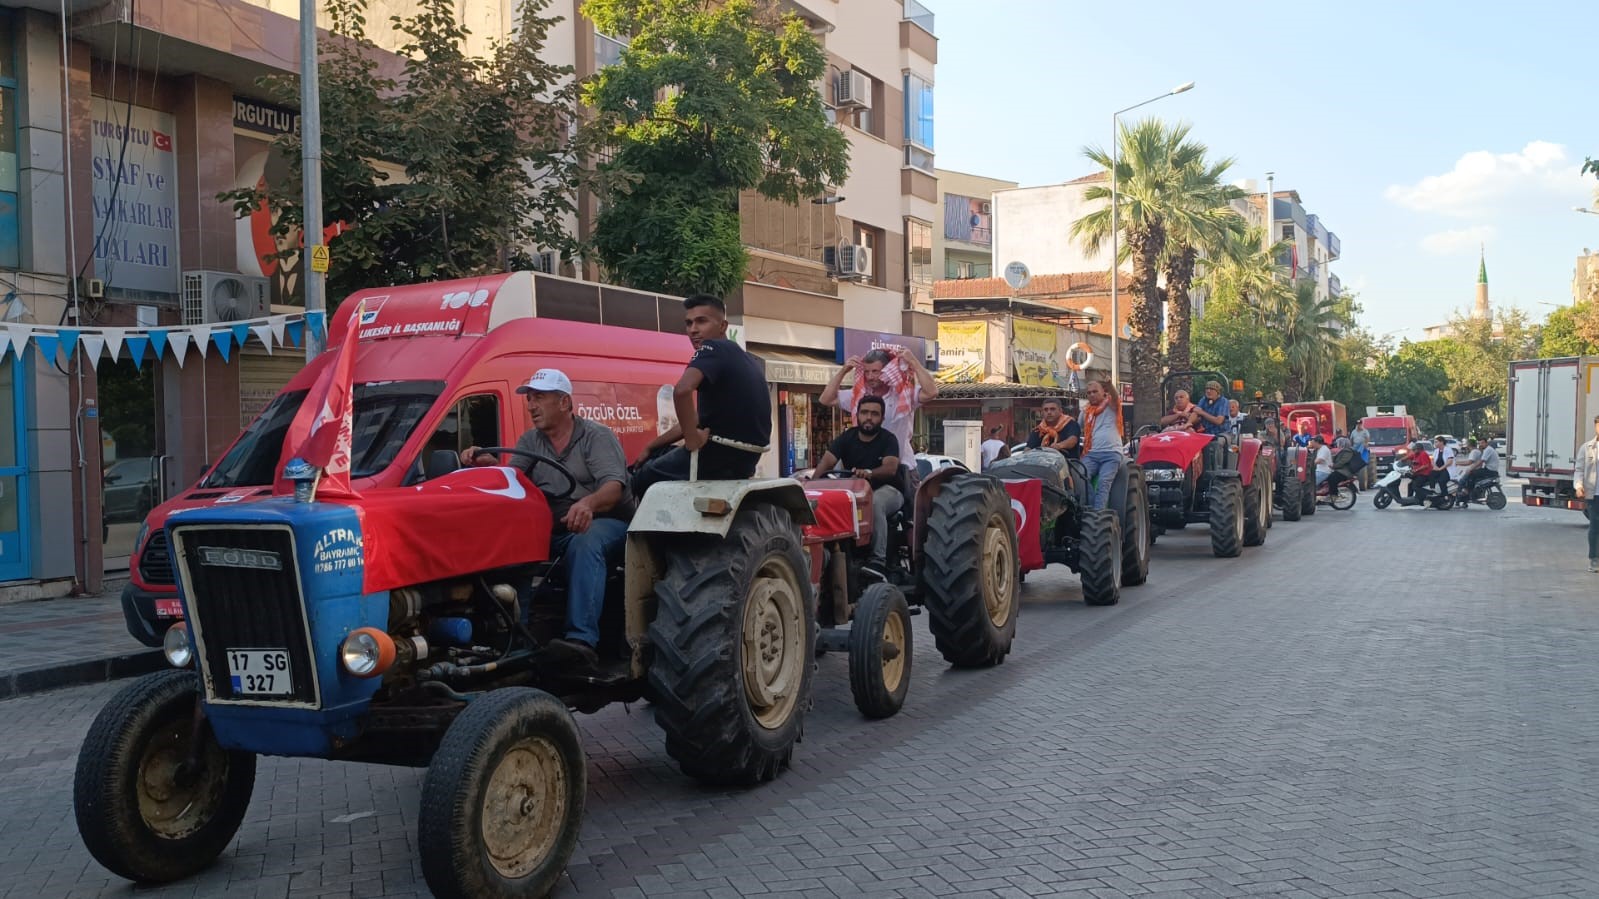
[0,16,18,270]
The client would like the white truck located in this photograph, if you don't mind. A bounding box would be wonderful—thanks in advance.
[1507,356,1599,510]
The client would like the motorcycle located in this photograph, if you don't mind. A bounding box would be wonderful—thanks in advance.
[1315,473,1358,510]
[1371,462,1454,510]
[1448,472,1508,511]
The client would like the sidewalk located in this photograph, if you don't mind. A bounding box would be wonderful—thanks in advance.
[0,577,165,700]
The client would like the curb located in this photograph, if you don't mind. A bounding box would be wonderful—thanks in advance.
[0,649,167,701]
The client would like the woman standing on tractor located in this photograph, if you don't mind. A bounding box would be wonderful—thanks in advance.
[1080,379,1125,509]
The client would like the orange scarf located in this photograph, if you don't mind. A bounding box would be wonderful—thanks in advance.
[1080,399,1123,454]
[1034,416,1073,448]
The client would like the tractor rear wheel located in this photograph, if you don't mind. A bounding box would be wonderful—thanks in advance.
[1243,463,1270,547]
[1078,508,1123,606]
[1120,466,1150,587]
[419,688,584,899]
[74,671,256,884]
[648,503,815,786]
[848,584,912,719]
[1209,478,1244,558]
[1280,475,1303,521]
[921,475,1019,668]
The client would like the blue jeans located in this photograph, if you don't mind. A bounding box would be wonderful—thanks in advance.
[1586,501,1599,563]
[1083,449,1122,510]
[549,517,628,646]
[1315,470,1330,486]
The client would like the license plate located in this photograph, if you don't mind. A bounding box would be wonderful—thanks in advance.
[226,649,293,696]
[153,599,184,619]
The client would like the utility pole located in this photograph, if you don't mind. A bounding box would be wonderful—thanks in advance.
[300,0,326,360]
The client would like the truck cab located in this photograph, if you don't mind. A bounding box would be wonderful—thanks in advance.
[1359,405,1420,477]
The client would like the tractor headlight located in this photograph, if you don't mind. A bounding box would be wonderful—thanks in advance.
[340,627,396,678]
[162,621,193,668]
[1146,469,1184,482]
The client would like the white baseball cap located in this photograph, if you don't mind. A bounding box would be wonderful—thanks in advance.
[516,368,573,395]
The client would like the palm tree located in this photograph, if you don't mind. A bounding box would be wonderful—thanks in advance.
[1203,225,1292,322]
[1160,156,1247,372]
[1279,280,1342,400]
[1072,118,1208,428]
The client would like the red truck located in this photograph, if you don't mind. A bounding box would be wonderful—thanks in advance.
[1279,400,1348,446]
[1358,405,1420,477]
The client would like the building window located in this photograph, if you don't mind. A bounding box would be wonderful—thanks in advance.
[852,222,882,287]
[907,218,932,308]
[0,17,18,270]
[1280,223,1295,242]
[595,31,627,70]
[903,72,934,169]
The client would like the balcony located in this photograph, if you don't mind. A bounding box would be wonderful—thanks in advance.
[1329,273,1342,296]
[1327,231,1341,260]
[904,0,935,35]
[595,32,627,70]
[947,261,991,280]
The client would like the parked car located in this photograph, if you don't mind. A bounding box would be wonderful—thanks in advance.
[914,453,970,480]
[101,457,159,524]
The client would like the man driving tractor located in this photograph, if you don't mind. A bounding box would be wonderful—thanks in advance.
[812,395,902,580]
[462,368,629,673]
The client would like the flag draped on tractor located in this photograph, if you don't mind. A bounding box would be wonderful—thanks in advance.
[274,301,364,499]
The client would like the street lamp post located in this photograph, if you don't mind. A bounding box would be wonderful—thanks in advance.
[1109,81,1194,395]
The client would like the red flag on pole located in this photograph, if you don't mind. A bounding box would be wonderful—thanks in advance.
[274,302,364,498]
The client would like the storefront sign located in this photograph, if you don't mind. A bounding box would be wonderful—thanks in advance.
[835,328,933,368]
[91,98,180,294]
[937,321,991,382]
[1011,320,1057,387]
[762,359,835,386]
[232,97,300,137]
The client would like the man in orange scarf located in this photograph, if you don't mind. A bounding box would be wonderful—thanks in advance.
[1025,398,1081,459]
[1079,378,1126,509]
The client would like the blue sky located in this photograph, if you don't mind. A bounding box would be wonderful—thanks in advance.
[930,1,1597,340]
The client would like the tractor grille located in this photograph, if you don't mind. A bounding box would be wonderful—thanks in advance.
[137,531,175,586]
[173,526,318,706]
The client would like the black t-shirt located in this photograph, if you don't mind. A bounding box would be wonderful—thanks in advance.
[827,427,901,486]
[687,338,772,448]
[1026,419,1083,459]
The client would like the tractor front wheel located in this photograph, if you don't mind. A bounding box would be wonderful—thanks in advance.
[1209,478,1245,558]
[1280,475,1303,521]
[1120,466,1150,587]
[1078,508,1123,606]
[848,584,912,719]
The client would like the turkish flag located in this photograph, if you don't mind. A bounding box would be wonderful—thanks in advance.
[152,131,172,152]
[274,301,364,498]
[1001,479,1044,572]
[1136,430,1214,469]
[322,220,354,243]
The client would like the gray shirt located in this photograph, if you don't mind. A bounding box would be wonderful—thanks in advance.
[1478,447,1499,473]
[1579,439,1599,497]
[1351,427,1369,449]
[513,417,630,522]
[1086,405,1124,456]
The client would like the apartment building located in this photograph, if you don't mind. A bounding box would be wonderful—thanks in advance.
[0,0,936,591]
[934,168,1016,284]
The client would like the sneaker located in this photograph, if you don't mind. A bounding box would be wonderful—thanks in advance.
[860,564,887,584]
[541,637,600,672]
[1589,560,1598,573]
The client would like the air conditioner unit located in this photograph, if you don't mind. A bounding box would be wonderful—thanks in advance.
[837,244,872,280]
[978,201,991,215]
[835,70,872,108]
[955,261,975,279]
[181,271,271,325]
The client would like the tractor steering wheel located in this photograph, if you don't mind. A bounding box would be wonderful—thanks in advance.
[473,446,579,501]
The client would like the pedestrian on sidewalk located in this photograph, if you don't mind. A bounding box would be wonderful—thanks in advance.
[1576,415,1599,571]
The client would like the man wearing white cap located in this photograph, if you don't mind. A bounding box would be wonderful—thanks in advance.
[463,368,629,671]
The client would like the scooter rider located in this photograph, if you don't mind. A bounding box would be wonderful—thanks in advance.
[1458,437,1499,502]
[632,294,772,494]
[1405,440,1437,499]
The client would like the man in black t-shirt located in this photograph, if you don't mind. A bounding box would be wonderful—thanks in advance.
[1025,398,1081,460]
[814,396,901,577]
[633,294,773,495]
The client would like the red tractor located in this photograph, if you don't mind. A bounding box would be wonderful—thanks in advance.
[1133,372,1273,557]
[1246,399,1314,520]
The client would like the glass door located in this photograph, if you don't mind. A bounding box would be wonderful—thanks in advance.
[98,358,161,572]
[0,353,29,581]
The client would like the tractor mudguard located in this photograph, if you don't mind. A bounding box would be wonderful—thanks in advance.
[1237,439,1264,485]
[628,479,815,539]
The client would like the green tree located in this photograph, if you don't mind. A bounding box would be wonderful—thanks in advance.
[1279,280,1343,400]
[1202,225,1292,322]
[1376,341,1450,426]
[1073,118,1209,426]
[221,0,584,303]
[1539,304,1598,356]
[1159,157,1245,372]
[1192,289,1289,401]
[582,0,849,297]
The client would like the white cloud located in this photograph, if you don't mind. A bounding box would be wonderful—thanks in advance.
[1420,225,1497,255]
[1385,142,1588,216]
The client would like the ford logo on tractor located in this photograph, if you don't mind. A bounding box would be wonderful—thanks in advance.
[197,546,282,571]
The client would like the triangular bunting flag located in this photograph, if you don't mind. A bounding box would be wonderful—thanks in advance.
[6,327,31,359]
[269,317,286,345]
[80,334,106,370]
[34,333,59,362]
[125,335,149,370]
[102,328,125,362]
[251,324,274,355]
[0,332,11,362]
[56,329,78,359]
[230,322,250,348]
[169,332,189,368]
[211,330,232,362]
[286,320,305,348]
[192,328,210,359]
[148,329,169,359]
[306,311,326,340]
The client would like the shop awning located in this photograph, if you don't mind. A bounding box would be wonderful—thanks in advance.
[1442,395,1497,414]
[928,382,1080,400]
[751,345,838,386]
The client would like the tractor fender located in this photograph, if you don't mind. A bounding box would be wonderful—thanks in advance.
[628,478,815,539]
[1237,439,1264,485]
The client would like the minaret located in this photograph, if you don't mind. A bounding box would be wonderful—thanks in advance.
[1472,247,1490,320]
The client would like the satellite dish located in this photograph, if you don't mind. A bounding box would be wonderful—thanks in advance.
[210,276,247,322]
[1122,324,1134,340]
[1082,305,1099,317]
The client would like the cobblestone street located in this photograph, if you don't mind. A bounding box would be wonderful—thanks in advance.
[6,499,1599,898]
